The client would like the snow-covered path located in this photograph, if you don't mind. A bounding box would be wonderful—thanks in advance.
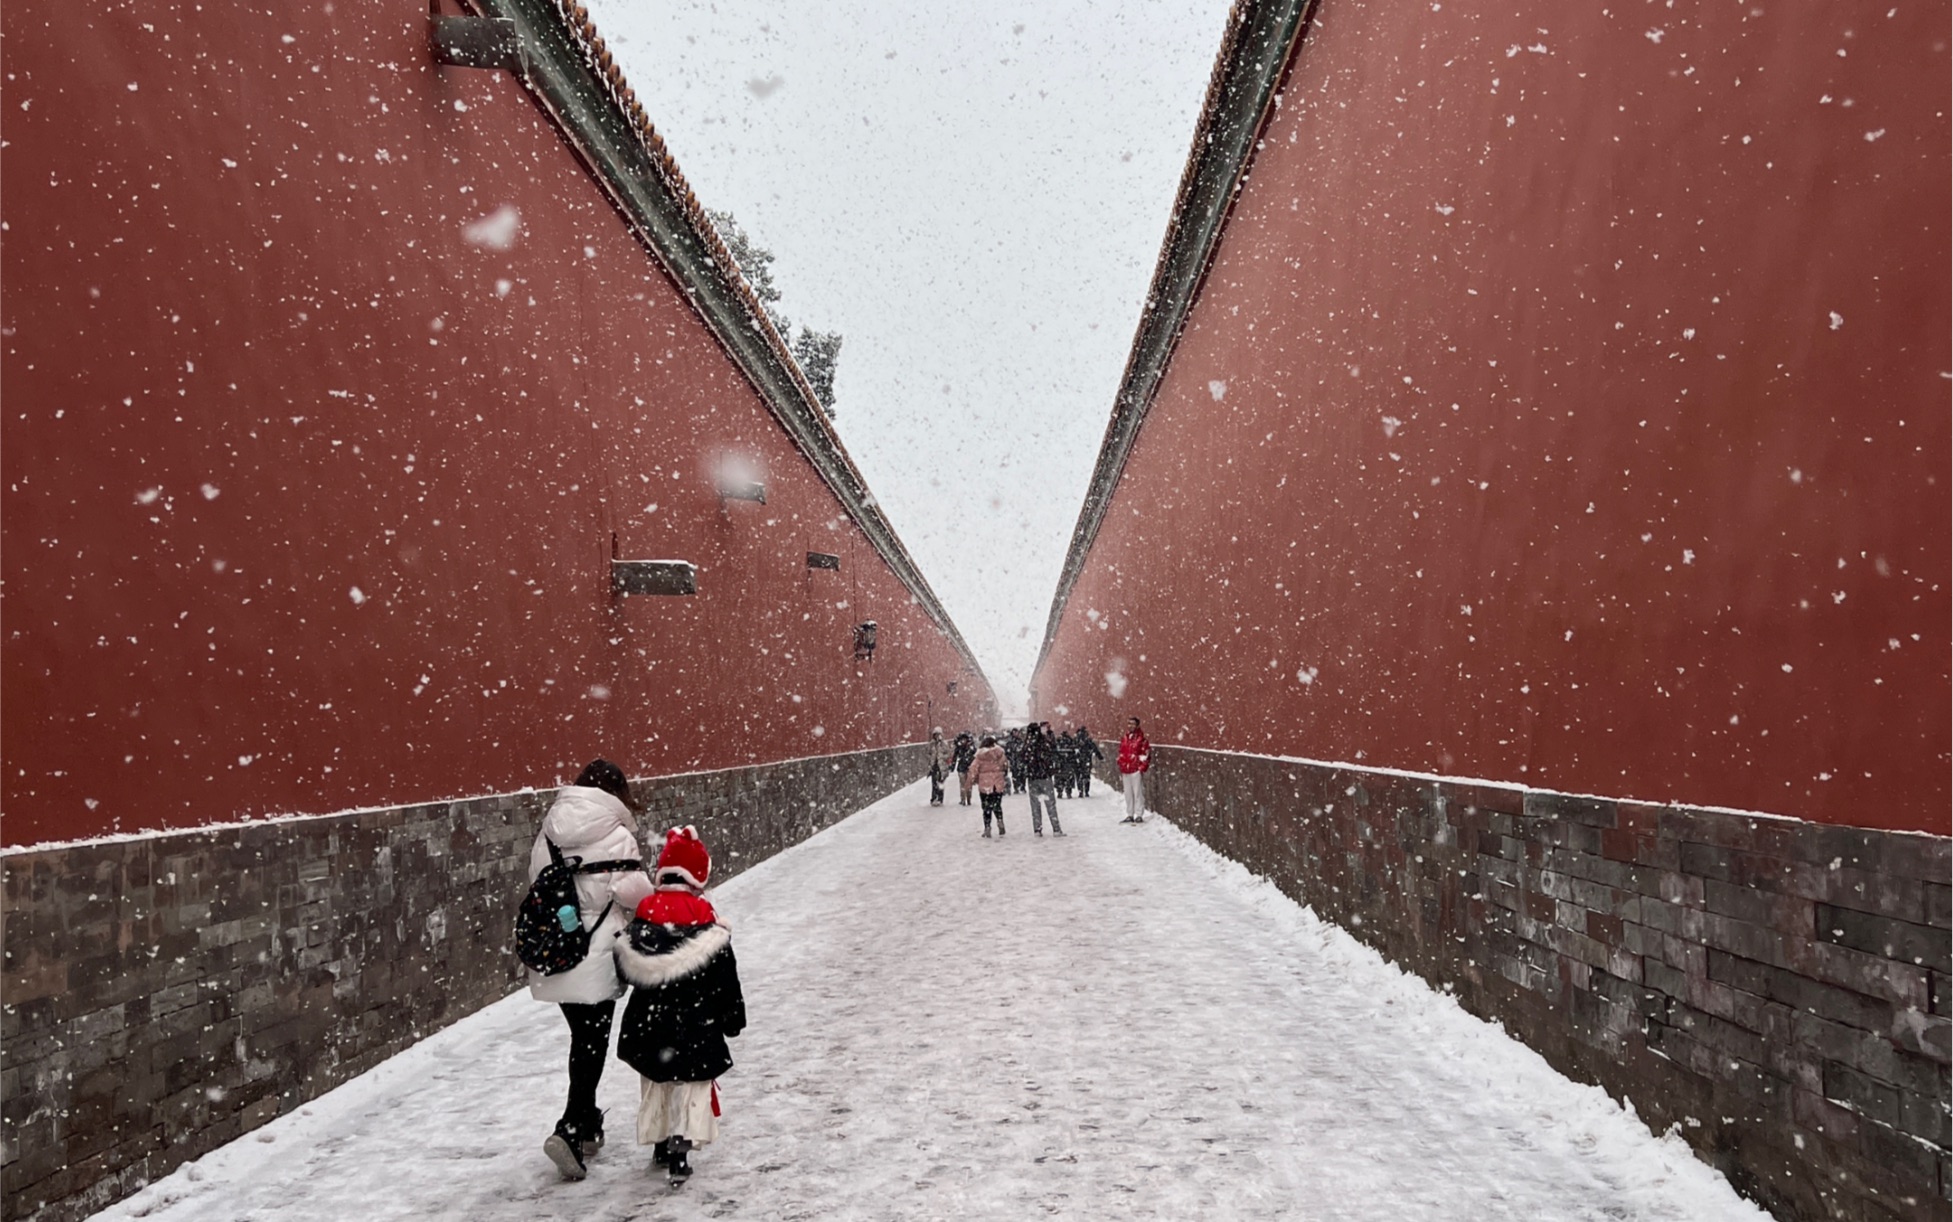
[96,782,1767,1222]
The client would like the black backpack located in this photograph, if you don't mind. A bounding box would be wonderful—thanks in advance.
[514,839,642,975]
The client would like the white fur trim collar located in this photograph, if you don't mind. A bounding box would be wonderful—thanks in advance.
[614,922,730,988]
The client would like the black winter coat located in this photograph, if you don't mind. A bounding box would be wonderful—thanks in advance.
[1054,737,1079,770]
[614,918,746,1083]
[1023,734,1057,780]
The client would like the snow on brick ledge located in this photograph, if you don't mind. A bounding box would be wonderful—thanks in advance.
[1121,745,1950,1222]
[0,743,929,1222]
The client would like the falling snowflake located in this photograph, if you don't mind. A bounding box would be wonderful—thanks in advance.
[462,204,522,250]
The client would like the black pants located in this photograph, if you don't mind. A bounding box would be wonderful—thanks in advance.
[929,767,945,805]
[1079,769,1092,796]
[559,999,616,1136]
[980,790,1004,831]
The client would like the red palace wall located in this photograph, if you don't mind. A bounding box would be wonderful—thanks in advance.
[1,1,992,848]
[1035,2,1948,834]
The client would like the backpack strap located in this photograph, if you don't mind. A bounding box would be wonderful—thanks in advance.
[546,837,586,871]
[576,858,643,875]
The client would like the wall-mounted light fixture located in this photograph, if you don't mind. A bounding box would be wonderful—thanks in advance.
[611,559,698,597]
[718,478,766,505]
[947,680,957,695]
[806,551,841,571]
[853,621,878,661]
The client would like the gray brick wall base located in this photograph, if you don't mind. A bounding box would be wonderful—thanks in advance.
[1108,745,1949,1222]
[1,743,928,1222]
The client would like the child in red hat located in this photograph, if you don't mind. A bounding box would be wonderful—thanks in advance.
[614,827,746,1186]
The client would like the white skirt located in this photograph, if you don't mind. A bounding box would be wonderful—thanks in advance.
[637,1078,718,1145]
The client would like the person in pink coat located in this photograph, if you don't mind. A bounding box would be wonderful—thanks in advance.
[968,734,1012,838]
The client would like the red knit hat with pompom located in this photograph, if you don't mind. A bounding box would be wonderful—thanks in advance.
[655,826,711,889]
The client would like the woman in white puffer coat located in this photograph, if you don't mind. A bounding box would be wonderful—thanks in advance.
[530,759,654,1181]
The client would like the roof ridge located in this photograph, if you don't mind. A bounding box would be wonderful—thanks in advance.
[1032,0,1317,690]
[468,0,995,709]
[548,1,834,431]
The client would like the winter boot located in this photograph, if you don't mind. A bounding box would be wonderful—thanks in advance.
[652,1138,670,1167]
[583,1112,606,1155]
[543,1121,588,1181]
[666,1136,693,1185]
[982,826,992,839]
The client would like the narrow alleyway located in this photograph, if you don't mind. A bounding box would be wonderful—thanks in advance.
[95,783,1767,1221]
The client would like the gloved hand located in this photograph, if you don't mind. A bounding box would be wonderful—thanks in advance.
[556,904,580,932]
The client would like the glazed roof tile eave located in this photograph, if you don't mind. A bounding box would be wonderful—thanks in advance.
[1031,0,1317,690]
[551,0,816,416]
[463,0,995,710]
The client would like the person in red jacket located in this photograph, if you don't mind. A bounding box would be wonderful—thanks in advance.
[1117,717,1151,824]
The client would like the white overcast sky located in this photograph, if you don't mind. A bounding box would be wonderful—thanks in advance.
[589,0,1236,717]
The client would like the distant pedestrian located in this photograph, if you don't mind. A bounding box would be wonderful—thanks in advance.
[1073,727,1104,796]
[1005,728,1027,794]
[953,731,978,806]
[526,759,655,1181]
[969,734,1010,838]
[1054,726,1078,799]
[1023,723,1064,837]
[616,826,746,1187]
[926,728,953,807]
[1117,717,1151,824]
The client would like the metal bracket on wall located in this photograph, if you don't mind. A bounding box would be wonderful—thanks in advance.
[430,15,525,72]
[610,559,698,597]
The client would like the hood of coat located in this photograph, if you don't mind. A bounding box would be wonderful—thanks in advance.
[541,785,638,852]
[637,887,717,927]
[615,919,731,988]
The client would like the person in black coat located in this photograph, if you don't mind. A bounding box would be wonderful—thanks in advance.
[1022,723,1063,836]
[615,828,746,1184]
[952,731,978,806]
[1054,728,1079,798]
[1073,727,1105,797]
